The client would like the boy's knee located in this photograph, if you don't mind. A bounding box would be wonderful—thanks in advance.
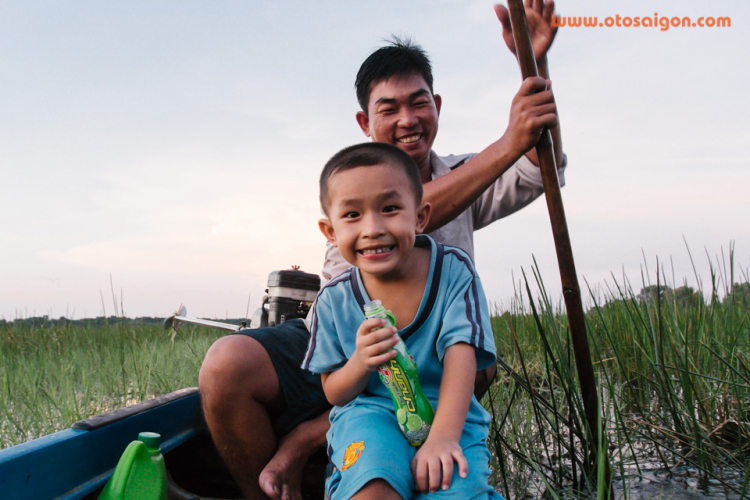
[352,479,401,500]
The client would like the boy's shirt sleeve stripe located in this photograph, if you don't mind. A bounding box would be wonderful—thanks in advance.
[445,248,484,350]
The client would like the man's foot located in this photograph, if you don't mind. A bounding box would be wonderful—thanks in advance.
[258,433,306,500]
[259,412,330,500]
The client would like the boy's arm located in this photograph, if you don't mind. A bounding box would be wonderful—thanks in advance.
[423,0,562,233]
[320,317,399,407]
[411,342,476,493]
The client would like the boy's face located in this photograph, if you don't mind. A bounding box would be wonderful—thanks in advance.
[355,73,441,173]
[319,163,431,280]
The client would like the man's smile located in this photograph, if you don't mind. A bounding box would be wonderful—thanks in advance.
[397,134,421,144]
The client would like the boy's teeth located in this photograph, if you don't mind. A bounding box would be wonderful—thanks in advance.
[361,246,393,255]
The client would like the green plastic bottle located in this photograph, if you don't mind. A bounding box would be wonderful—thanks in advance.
[98,432,168,500]
[364,299,435,446]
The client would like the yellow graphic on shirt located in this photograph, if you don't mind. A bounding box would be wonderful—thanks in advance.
[341,441,365,471]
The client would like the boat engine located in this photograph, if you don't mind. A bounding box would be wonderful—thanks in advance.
[249,266,320,328]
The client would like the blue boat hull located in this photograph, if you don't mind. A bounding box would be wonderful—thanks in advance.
[0,388,326,499]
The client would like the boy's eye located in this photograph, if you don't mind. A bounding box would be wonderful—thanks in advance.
[343,211,360,219]
[382,205,399,213]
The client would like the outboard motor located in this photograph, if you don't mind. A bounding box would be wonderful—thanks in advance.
[249,266,320,328]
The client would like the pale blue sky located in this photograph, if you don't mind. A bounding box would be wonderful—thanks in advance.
[2,1,748,319]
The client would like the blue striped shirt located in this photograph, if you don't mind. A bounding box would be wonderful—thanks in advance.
[303,234,496,426]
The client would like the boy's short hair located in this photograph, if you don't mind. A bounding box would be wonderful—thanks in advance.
[319,142,423,213]
[355,36,434,113]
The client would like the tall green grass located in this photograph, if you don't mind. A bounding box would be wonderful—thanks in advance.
[0,318,223,448]
[487,251,750,499]
[2,250,748,499]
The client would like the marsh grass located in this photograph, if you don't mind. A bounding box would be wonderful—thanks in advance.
[0,318,224,448]
[487,248,750,499]
[2,249,749,499]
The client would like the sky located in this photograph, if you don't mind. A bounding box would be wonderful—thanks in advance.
[1,0,748,320]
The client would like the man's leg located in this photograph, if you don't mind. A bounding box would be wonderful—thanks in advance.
[199,330,331,500]
[259,411,329,499]
[199,334,283,499]
[474,364,497,400]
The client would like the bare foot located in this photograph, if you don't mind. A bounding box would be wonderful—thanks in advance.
[258,439,305,500]
[259,412,330,500]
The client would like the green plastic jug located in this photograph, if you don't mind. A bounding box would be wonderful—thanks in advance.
[98,432,168,500]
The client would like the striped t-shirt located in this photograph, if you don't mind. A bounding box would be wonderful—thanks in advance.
[303,234,496,427]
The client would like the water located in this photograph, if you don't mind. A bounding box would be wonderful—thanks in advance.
[614,465,746,500]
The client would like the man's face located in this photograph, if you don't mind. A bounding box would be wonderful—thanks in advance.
[356,73,441,174]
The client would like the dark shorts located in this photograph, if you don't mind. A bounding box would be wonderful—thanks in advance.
[235,319,331,436]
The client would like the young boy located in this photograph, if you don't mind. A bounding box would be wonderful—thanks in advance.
[303,142,503,500]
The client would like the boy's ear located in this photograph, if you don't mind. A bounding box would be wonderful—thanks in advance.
[318,218,338,246]
[415,201,432,234]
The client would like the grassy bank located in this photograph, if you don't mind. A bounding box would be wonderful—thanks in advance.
[0,318,224,448]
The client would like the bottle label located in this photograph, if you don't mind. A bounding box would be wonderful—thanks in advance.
[365,300,434,446]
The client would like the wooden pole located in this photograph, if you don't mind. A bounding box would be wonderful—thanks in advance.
[504,0,612,494]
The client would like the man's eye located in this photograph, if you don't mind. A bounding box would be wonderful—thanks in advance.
[414,100,430,107]
[379,108,396,115]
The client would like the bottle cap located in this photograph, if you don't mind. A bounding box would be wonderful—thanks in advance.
[363,299,383,314]
[138,432,161,450]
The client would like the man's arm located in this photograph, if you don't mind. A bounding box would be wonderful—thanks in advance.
[411,343,475,493]
[423,0,562,233]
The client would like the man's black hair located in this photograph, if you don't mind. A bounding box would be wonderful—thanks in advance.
[320,142,423,214]
[355,36,434,113]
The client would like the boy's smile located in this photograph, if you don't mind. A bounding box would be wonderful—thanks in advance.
[319,163,431,280]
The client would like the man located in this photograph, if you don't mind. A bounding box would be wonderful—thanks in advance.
[199,2,563,499]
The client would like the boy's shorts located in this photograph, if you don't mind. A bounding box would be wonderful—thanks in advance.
[326,404,504,500]
[235,319,331,436]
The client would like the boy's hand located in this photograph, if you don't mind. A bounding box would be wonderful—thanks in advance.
[411,436,468,493]
[352,318,399,372]
[503,76,558,157]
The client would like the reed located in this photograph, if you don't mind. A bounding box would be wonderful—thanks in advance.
[487,248,750,499]
[2,248,748,499]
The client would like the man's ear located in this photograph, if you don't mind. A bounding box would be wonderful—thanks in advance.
[318,218,338,246]
[415,201,432,234]
[434,94,442,117]
[355,111,371,138]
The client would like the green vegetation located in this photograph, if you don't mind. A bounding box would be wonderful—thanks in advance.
[0,317,224,448]
[487,257,750,499]
[2,252,748,498]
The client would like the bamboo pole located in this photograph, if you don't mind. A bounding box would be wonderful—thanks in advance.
[504,0,612,494]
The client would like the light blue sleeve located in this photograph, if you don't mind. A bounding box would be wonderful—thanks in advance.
[435,261,497,370]
[302,291,349,375]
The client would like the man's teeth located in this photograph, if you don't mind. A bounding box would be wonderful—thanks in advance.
[360,246,394,255]
[398,135,420,144]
